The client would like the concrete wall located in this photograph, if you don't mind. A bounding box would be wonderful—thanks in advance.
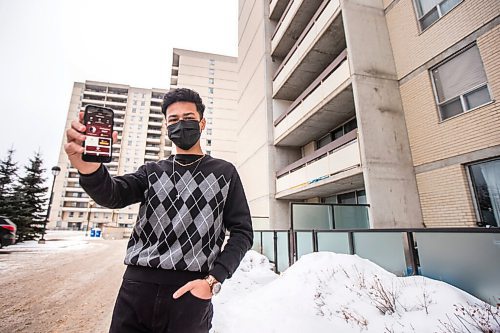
[341,0,424,228]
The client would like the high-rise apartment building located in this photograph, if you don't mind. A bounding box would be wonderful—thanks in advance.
[170,48,238,164]
[238,0,499,229]
[47,81,169,230]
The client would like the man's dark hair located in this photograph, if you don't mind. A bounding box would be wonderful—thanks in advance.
[161,88,205,118]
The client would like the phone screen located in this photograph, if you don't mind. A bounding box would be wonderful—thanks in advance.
[83,106,113,162]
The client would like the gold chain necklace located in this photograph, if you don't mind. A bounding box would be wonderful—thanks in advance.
[172,154,205,200]
[174,154,205,167]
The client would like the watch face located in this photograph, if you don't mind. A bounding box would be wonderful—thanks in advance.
[212,283,222,295]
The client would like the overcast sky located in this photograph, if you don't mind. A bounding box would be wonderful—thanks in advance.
[0,0,237,184]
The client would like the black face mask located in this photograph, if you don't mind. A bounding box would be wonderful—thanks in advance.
[167,120,201,151]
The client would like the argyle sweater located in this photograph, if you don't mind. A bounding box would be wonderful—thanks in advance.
[78,154,253,283]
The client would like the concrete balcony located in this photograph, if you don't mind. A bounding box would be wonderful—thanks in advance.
[276,133,362,199]
[146,137,161,144]
[62,197,88,202]
[105,100,127,107]
[273,0,345,101]
[271,0,323,58]
[274,51,352,147]
[149,113,163,120]
[270,0,290,20]
[82,98,105,105]
[144,154,159,161]
[148,121,162,127]
[147,129,162,135]
[114,109,126,115]
[145,146,160,152]
[150,105,161,111]
[64,186,85,192]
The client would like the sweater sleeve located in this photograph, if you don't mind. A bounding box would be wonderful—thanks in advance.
[78,163,149,209]
[209,168,253,283]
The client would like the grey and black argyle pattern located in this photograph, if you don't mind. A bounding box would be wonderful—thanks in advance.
[124,169,231,272]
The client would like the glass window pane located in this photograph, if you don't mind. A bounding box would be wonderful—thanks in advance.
[469,159,500,227]
[317,134,332,149]
[432,46,487,102]
[417,0,440,16]
[338,192,356,204]
[344,118,357,133]
[420,7,439,30]
[357,190,367,204]
[440,0,461,15]
[332,127,344,140]
[464,85,491,110]
[440,97,463,120]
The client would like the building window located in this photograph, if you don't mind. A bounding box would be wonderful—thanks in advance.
[206,150,211,155]
[316,118,357,149]
[207,118,213,125]
[415,0,462,30]
[208,87,214,94]
[78,212,84,218]
[141,101,145,106]
[206,128,212,135]
[69,212,74,217]
[209,59,215,66]
[469,158,500,227]
[322,190,366,204]
[209,78,214,84]
[431,45,491,121]
[209,68,215,76]
[207,139,212,146]
[128,214,134,219]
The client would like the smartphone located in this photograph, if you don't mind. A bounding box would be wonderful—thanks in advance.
[81,104,114,163]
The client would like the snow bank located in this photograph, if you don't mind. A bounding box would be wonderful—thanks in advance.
[212,251,499,333]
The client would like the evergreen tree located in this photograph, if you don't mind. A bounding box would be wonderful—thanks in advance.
[13,151,47,242]
[0,147,19,219]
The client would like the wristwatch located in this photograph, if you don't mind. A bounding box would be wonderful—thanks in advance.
[204,275,222,296]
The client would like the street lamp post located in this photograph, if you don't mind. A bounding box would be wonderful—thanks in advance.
[39,166,61,244]
[85,199,95,237]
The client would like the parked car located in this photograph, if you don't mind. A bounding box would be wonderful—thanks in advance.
[0,216,16,248]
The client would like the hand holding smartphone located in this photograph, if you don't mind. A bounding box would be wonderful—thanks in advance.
[81,105,114,163]
[64,105,117,175]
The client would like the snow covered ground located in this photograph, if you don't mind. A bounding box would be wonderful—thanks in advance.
[211,251,499,333]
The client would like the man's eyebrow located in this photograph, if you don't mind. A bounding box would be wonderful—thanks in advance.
[182,112,196,116]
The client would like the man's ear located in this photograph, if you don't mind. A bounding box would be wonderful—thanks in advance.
[200,118,206,132]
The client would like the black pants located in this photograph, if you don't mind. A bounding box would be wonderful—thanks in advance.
[109,278,214,333]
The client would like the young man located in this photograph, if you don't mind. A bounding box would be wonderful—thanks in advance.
[64,88,253,333]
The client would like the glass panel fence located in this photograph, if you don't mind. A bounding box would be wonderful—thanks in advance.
[334,205,370,229]
[317,232,351,254]
[296,231,314,259]
[415,232,500,305]
[353,232,407,276]
[292,204,333,229]
[277,231,290,272]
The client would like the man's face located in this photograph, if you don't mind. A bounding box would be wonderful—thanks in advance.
[166,101,205,131]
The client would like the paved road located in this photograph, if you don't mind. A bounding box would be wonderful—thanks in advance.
[0,232,128,333]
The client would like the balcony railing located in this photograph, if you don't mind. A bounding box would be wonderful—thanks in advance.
[253,226,500,306]
[273,0,333,81]
[274,49,347,127]
[277,129,357,178]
